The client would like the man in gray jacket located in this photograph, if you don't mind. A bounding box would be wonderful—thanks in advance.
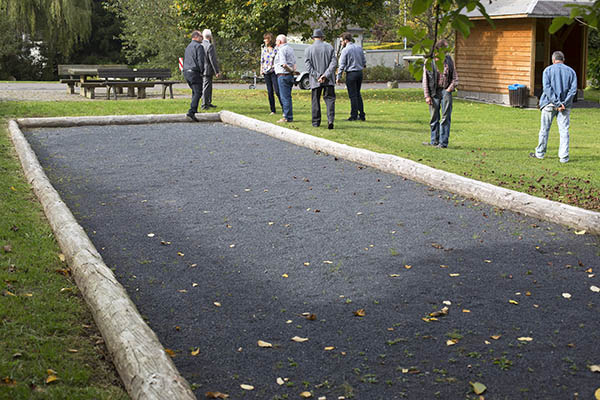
[304,29,337,129]
[182,30,205,122]
[201,29,220,110]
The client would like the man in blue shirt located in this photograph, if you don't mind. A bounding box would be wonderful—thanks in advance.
[530,50,577,163]
[336,32,366,121]
[274,34,297,123]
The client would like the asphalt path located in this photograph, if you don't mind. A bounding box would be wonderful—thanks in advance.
[25,122,599,399]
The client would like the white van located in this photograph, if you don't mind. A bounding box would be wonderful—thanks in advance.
[288,43,310,90]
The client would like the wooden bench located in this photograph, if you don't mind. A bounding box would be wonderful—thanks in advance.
[58,64,128,94]
[98,68,177,100]
[80,82,109,99]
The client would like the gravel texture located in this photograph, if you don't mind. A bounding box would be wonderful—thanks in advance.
[25,122,600,399]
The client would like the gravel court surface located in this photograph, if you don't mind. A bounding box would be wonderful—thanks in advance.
[25,122,599,399]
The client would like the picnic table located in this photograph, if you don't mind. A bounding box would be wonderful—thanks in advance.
[60,66,177,100]
[58,64,128,95]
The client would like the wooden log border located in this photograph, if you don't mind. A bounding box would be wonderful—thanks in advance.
[219,110,600,235]
[7,114,220,400]
[7,110,598,399]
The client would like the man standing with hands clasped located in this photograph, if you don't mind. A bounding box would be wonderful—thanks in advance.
[305,29,337,129]
[274,34,297,123]
[529,50,577,164]
[201,29,220,110]
[183,30,205,122]
[336,32,366,121]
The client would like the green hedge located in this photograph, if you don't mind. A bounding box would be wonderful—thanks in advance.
[362,65,415,82]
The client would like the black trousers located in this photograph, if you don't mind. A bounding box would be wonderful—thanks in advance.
[264,71,282,113]
[346,70,365,119]
[184,70,203,114]
[311,85,335,126]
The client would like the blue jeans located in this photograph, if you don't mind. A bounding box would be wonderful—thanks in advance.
[535,104,570,163]
[264,72,282,113]
[429,89,452,147]
[277,74,294,121]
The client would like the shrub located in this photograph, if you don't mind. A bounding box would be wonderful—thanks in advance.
[362,65,415,82]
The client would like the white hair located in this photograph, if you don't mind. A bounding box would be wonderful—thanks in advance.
[202,29,212,39]
[276,34,287,43]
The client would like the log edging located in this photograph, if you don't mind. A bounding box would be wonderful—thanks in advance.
[219,110,600,235]
[8,115,200,400]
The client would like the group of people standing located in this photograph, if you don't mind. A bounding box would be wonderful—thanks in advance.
[260,30,367,128]
[184,30,577,163]
[183,29,220,122]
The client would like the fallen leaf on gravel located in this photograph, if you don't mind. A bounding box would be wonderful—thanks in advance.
[442,300,452,306]
[164,349,176,357]
[447,339,458,346]
[240,384,254,390]
[323,260,333,264]
[509,300,519,305]
[591,286,600,293]
[58,253,65,262]
[354,309,366,317]
[595,388,600,400]
[191,348,200,356]
[440,264,449,268]
[389,274,400,277]
[470,381,487,395]
[462,309,471,313]
[304,313,317,321]
[257,340,272,348]
[303,262,310,266]
[178,289,187,293]
[588,365,600,372]
[574,230,586,235]
[562,293,572,299]
[490,335,501,340]
[300,391,312,398]
[449,273,460,277]
[291,336,309,342]
[431,243,444,249]
[229,244,235,248]
[55,269,71,277]
[147,233,155,237]
[177,252,185,257]
[430,307,449,317]
[324,346,335,351]
[161,241,171,245]
[282,273,289,278]
[484,259,492,263]
[517,337,533,342]
[205,392,229,399]
[404,265,412,269]
[276,377,285,385]
[586,268,593,273]
[192,283,198,287]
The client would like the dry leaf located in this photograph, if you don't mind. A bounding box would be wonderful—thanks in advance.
[404,264,412,269]
[595,388,600,400]
[470,381,487,395]
[324,346,335,351]
[213,302,221,307]
[462,309,471,313]
[177,252,185,257]
[191,348,200,356]
[446,339,458,346]
[574,230,586,235]
[354,309,366,317]
[164,348,176,357]
[1,377,16,387]
[45,375,58,384]
[282,273,289,278]
[147,233,155,237]
[509,300,519,305]
[430,307,449,317]
[442,300,452,306]
[58,253,66,262]
[2,245,13,253]
[440,264,449,268]
[67,349,78,353]
[192,282,199,287]
[161,241,171,245]
[300,391,312,398]
[257,340,272,348]
[591,286,600,293]
[240,384,254,390]
[490,335,501,340]
[303,262,310,266]
[205,392,229,399]
[449,273,460,277]
[276,377,285,385]
[517,337,533,342]
[389,274,400,277]
[291,336,309,343]
[484,259,492,263]
[588,365,600,372]
[305,313,317,321]
[562,293,572,299]
[178,289,188,293]
[323,260,333,264]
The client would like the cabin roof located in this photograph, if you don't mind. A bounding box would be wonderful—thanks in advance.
[465,0,594,19]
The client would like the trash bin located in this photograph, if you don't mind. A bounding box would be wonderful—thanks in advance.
[508,84,527,107]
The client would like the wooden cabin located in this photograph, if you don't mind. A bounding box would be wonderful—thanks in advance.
[455,0,591,106]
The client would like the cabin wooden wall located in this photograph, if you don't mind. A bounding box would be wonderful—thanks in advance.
[455,18,535,96]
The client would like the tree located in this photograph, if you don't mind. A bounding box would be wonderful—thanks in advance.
[399,0,492,79]
[106,0,188,71]
[550,0,599,33]
[0,0,92,57]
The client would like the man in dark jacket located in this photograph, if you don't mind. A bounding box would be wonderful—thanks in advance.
[422,39,458,148]
[201,29,220,110]
[304,28,337,129]
[183,30,205,122]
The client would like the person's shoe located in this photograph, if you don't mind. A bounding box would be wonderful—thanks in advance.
[270,112,276,115]
[186,112,199,122]
[437,144,448,149]
[200,106,209,110]
[277,118,290,123]
[422,142,438,146]
[359,115,366,121]
[328,122,334,130]
[347,117,358,121]
[560,158,569,164]
[312,122,320,127]
[208,104,217,108]
[529,152,543,159]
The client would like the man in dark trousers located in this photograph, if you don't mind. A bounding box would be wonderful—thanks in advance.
[336,32,366,121]
[304,28,337,129]
[183,30,205,122]
[422,39,458,148]
[201,29,220,110]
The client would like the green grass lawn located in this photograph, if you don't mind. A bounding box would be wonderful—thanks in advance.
[0,87,598,398]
